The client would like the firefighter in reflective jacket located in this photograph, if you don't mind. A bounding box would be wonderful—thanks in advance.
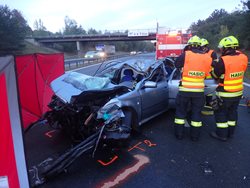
[210,36,248,141]
[200,38,217,61]
[174,35,212,141]
[200,38,218,115]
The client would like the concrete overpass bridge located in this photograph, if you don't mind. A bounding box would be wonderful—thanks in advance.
[31,29,157,52]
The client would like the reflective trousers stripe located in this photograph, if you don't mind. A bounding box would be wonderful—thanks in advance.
[228,121,236,126]
[175,118,185,125]
[216,122,228,128]
[191,121,202,127]
[216,91,243,97]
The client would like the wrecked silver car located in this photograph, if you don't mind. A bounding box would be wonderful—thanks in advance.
[45,57,217,143]
[31,57,217,184]
[45,58,174,143]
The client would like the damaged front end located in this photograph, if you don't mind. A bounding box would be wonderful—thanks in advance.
[97,98,131,142]
[44,86,131,143]
[30,97,131,187]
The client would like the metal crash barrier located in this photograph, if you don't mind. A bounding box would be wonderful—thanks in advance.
[64,54,130,70]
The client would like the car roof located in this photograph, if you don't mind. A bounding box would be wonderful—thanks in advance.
[100,58,163,74]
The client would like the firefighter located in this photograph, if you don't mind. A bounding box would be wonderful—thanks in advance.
[174,35,212,141]
[200,38,218,115]
[210,36,248,141]
[200,38,217,60]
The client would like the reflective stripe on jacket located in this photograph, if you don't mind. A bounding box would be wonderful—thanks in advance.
[218,54,248,96]
[180,51,212,92]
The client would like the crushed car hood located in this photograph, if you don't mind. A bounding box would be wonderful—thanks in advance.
[50,72,117,103]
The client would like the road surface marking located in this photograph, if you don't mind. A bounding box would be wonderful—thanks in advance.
[97,155,119,166]
[44,130,56,138]
[100,155,150,188]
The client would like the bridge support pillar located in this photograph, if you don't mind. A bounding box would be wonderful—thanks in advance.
[76,41,81,51]
[76,41,85,56]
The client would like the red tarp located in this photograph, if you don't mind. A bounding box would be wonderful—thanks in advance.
[0,74,19,188]
[15,53,64,129]
[0,55,29,188]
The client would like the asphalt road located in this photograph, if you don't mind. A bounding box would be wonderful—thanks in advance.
[25,54,250,188]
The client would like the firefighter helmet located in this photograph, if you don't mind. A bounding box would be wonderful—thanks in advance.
[187,35,201,46]
[218,36,239,49]
[200,38,209,46]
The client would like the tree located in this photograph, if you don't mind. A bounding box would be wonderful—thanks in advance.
[219,25,229,37]
[189,7,250,50]
[61,16,87,52]
[33,19,46,31]
[63,16,86,35]
[0,5,31,53]
[87,28,101,35]
[33,19,53,37]
[242,0,250,11]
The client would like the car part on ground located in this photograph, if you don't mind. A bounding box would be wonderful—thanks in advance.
[29,102,127,187]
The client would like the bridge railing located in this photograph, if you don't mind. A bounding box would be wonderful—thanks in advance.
[64,53,130,71]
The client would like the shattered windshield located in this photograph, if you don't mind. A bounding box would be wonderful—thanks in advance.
[63,72,111,90]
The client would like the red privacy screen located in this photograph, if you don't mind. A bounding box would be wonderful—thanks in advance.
[0,74,19,188]
[15,53,64,129]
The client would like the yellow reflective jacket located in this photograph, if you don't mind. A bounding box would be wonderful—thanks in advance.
[180,51,212,92]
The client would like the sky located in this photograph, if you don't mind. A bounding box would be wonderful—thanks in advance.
[1,0,243,33]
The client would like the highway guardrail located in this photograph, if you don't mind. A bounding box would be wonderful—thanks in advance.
[64,54,130,70]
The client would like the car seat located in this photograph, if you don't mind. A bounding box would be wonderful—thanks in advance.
[121,69,134,82]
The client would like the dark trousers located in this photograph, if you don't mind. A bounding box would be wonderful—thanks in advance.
[175,93,205,123]
[214,98,240,122]
[214,98,240,137]
[175,93,205,138]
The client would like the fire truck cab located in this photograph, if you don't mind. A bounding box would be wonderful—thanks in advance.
[156,28,192,60]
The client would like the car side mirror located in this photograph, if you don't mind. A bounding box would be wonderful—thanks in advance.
[143,81,157,88]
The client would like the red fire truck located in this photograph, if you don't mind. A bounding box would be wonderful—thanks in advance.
[155,27,192,60]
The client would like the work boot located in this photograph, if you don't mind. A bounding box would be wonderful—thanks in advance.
[174,125,184,140]
[190,126,200,142]
[228,126,235,138]
[210,128,228,141]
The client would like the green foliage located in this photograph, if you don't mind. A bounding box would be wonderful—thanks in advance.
[0,5,31,54]
[59,16,87,52]
[190,3,250,50]
[32,19,53,37]
[87,28,101,34]
[63,16,86,35]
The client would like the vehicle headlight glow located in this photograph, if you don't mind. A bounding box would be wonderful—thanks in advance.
[99,52,105,57]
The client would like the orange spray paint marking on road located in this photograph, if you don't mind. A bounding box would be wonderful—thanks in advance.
[44,130,56,138]
[97,155,119,166]
[127,142,145,152]
[100,155,150,188]
[144,140,157,147]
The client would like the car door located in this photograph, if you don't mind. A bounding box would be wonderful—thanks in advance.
[139,65,169,120]
[168,68,181,109]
